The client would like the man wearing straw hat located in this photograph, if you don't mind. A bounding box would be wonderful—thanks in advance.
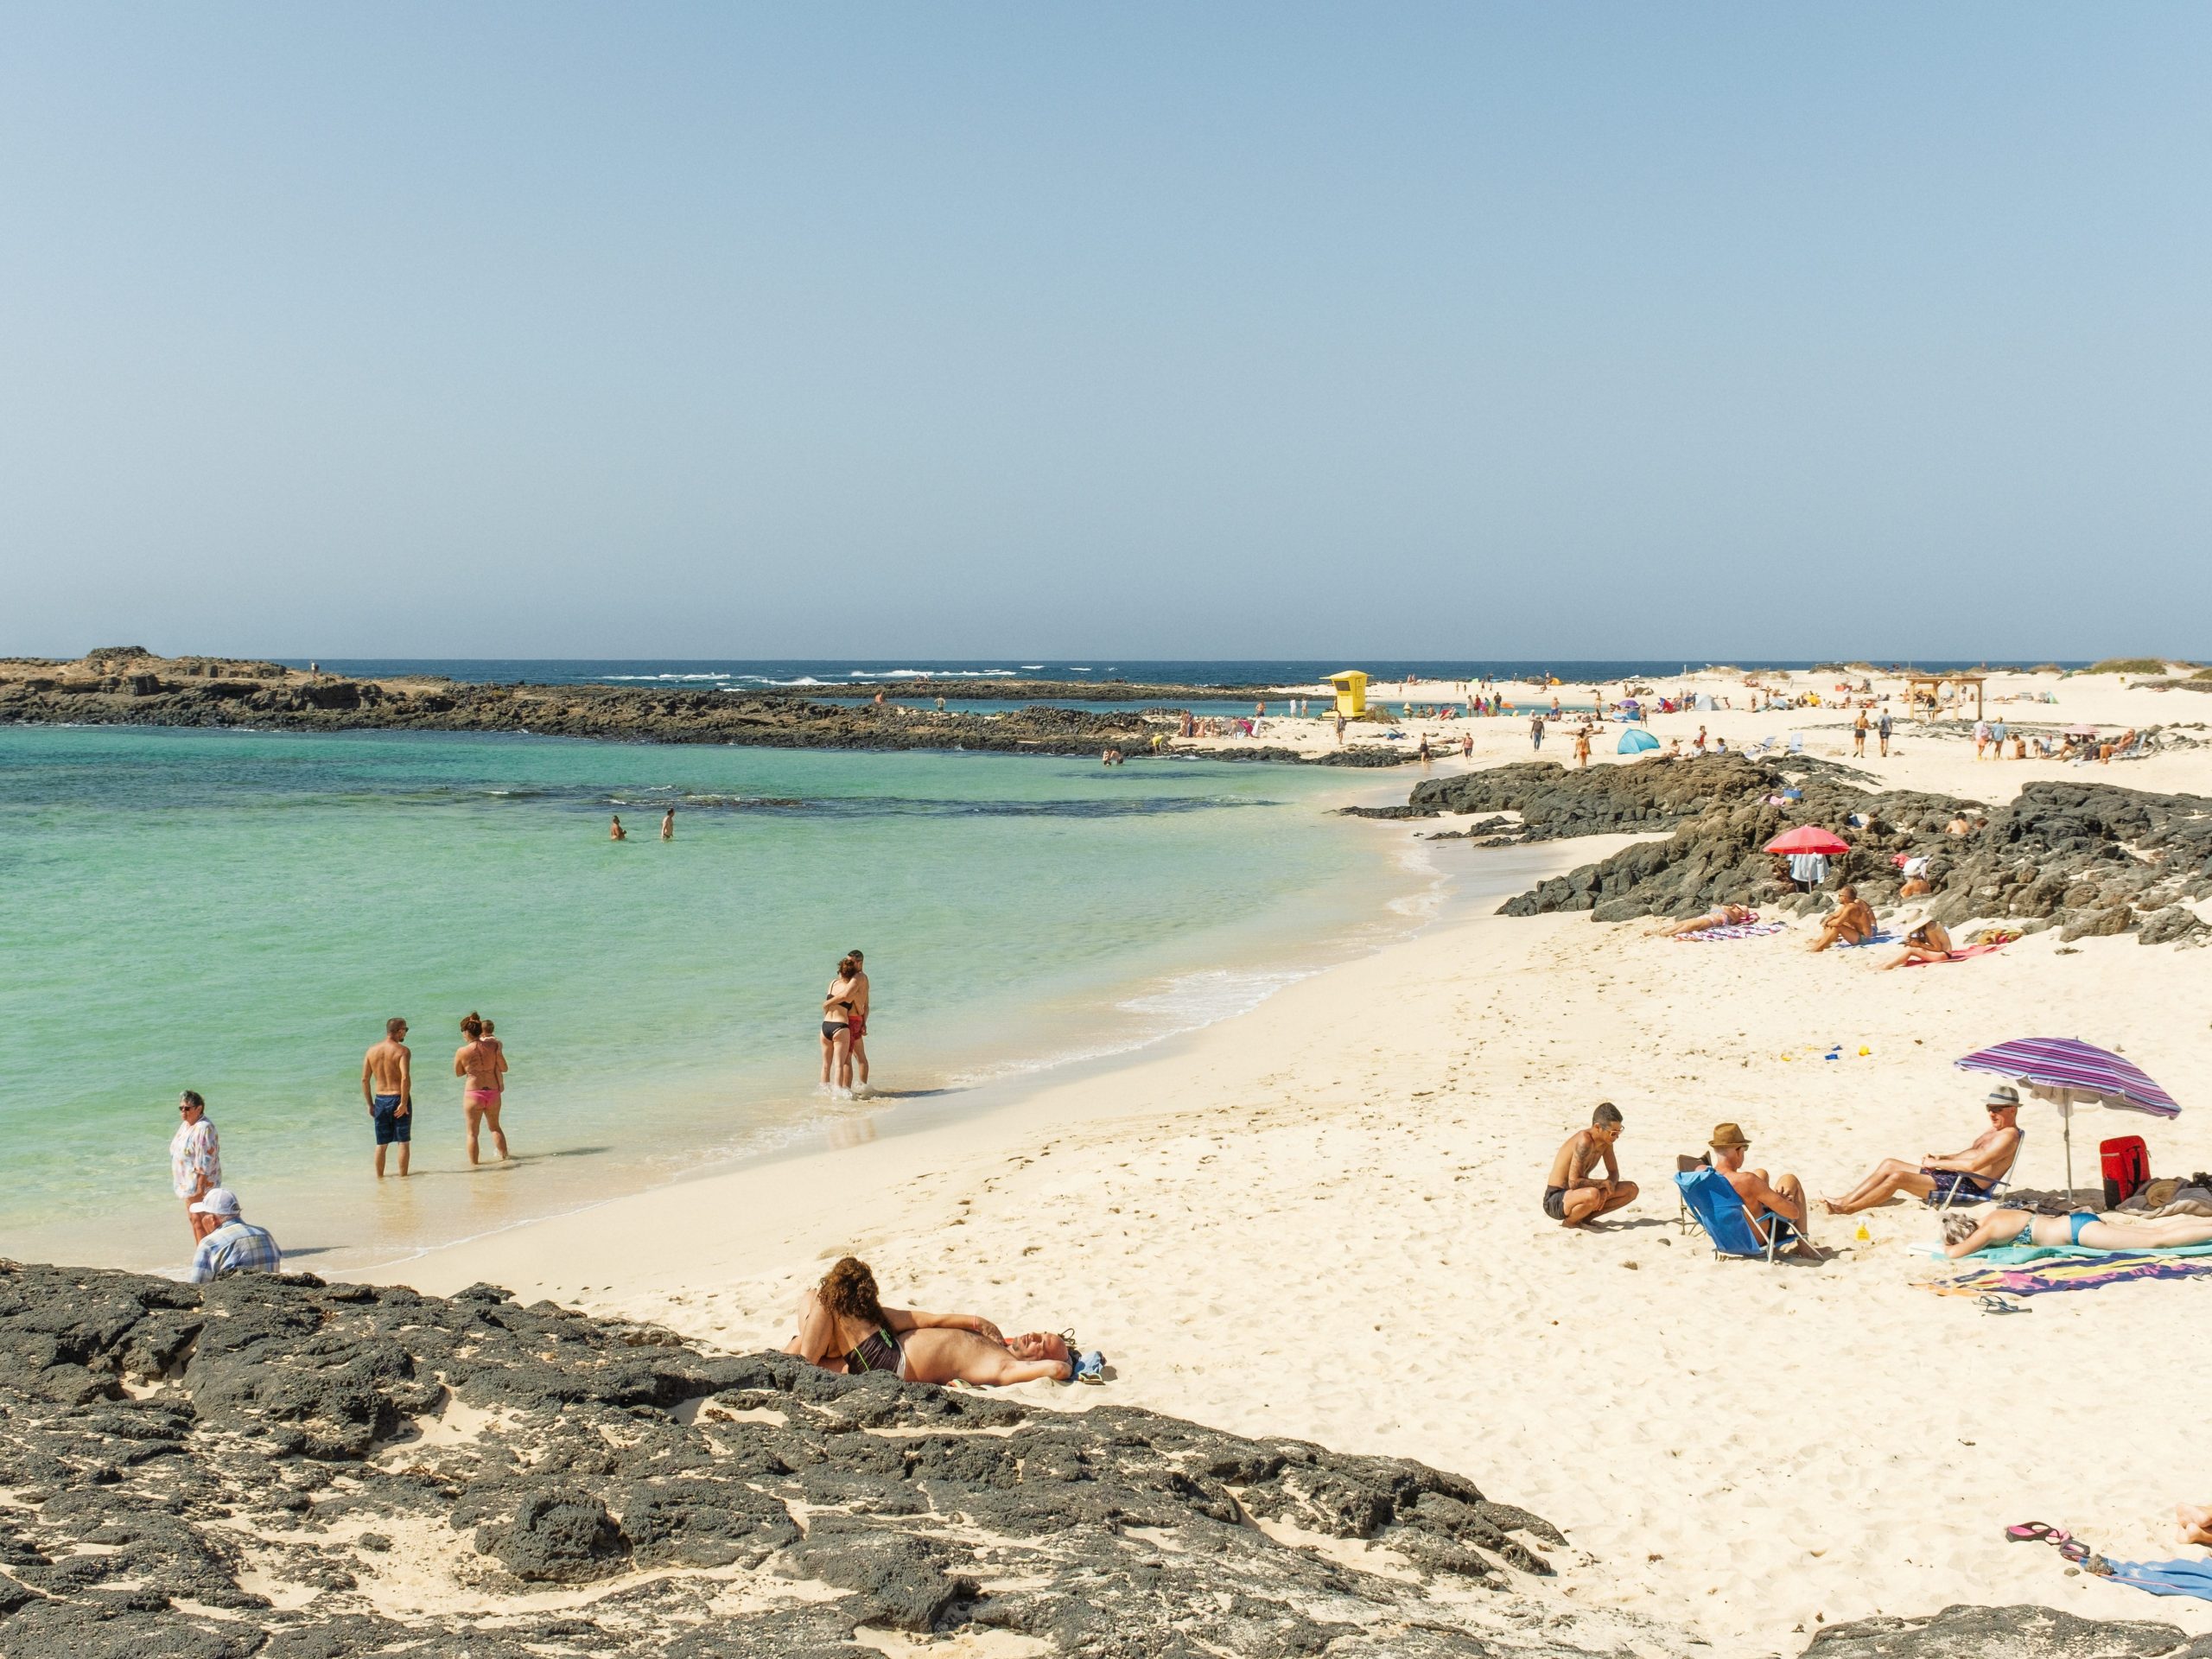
[1709,1121,1815,1254]
[1820,1087,2023,1216]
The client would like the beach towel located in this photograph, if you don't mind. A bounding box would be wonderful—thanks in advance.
[1932,1251,2212,1299]
[1903,944,2006,966]
[1674,920,1784,943]
[2101,1558,2212,1605]
[1837,931,1900,949]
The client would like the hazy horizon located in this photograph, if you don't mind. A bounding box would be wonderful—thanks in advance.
[5,5,2207,661]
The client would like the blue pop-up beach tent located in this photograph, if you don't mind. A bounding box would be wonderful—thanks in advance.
[1618,728,1660,753]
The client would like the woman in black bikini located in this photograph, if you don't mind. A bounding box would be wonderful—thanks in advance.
[786,1256,1075,1386]
[820,954,860,1094]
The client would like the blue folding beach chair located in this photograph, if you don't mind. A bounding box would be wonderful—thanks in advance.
[1929,1135,2024,1213]
[1675,1166,1796,1263]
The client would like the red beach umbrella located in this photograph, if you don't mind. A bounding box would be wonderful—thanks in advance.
[1764,826,1850,856]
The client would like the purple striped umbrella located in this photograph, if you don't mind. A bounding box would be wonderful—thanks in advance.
[1956,1039,2181,1201]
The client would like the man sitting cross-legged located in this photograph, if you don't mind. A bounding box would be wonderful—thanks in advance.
[1541,1103,1640,1227]
[1821,1086,2023,1214]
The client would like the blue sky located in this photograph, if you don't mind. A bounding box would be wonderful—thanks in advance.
[3,4,2206,661]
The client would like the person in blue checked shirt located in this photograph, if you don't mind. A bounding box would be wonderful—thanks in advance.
[186,1188,283,1283]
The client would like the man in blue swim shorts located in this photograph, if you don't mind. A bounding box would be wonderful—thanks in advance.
[360,1016,414,1178]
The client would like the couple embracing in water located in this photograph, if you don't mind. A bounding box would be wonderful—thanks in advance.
[819,949,872,1096]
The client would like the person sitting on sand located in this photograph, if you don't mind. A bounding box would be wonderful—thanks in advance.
[786,1257,1080,1385]
[1808,886,1876,951]
[185,1188,283,1283]
[2178,1503,2212,1549]
[1541,1103,1639,1226]
[1898,871,1933,899]
[1941,1205,2212,1258]
[1656,902,1755,938]
[1709,1122,1815,1255]
[1822,1087,2022,1214]
[1879,913,1953,969]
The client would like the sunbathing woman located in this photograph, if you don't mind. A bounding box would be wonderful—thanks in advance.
[1879,915,1952,969]
[786,1256,1075,1385]
[1942,1208,2212,1258]
[1656,902,1755,938]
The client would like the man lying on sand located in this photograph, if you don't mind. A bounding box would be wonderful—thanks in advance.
[1808,886,1876,951]
[1942,1206,2212,1257]
[785,1256,1091,1386]
[2179,1503,2212,1549]
[1822,1087,2022,1213]
[1541,1103,1639,1225]
[1710,1122,1816,1255]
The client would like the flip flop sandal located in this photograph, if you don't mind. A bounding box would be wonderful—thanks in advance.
[1979,1295,2029,1316]
[2057,1538,2101,1565]
[2005,1522,2064,1543]
[1072,1351,1106,1385]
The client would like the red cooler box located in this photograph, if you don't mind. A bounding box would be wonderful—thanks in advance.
[2101,1136,2150,1210]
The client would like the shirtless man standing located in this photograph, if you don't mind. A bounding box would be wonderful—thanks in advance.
[660,807,675,841]
[361,1018,412,1178]
[1541,1103,1639,1226]
[845,950,872,1093]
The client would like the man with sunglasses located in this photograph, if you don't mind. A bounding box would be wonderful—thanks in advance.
[1820,1086,2024,1215]
[171,1090,223,1243]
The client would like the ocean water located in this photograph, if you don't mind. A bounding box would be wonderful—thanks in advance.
[279,658,2066,694]
[0,724,1424,1275]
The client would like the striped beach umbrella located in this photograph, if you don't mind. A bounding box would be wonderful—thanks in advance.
[1955,1039,2180,1201]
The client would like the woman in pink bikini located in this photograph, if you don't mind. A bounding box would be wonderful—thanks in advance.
[454,1012,510,1164]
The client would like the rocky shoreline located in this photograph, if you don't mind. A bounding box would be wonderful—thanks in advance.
[1353,752,2212,941]
[0,652,1408,767]
[1,1260,2190,1658]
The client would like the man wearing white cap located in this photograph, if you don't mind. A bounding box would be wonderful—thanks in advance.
[1820,1086,2023,1215]
[186,1189,283,1284]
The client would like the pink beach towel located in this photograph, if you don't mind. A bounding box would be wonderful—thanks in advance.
[1674,921,1784,942]
[1903,944,2007,966]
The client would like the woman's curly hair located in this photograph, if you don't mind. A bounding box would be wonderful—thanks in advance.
[818,1256,887,1326]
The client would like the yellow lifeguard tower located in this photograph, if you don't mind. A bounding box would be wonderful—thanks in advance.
[1326,671,1369,717]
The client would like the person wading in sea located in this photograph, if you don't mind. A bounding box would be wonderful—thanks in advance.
[361,1017,412,1178]
[454,1012,510,1165]
[846,950,873,1094]
[660,807,674,840]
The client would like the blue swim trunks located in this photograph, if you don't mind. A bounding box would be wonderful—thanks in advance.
[372,1095,411,1145]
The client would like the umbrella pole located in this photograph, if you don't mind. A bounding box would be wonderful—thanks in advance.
[2063,1117,2075,1205]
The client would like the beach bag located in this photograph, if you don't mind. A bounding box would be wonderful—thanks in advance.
[2101,1136,2151,1211]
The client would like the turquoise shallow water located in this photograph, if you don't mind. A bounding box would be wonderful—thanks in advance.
[0,726,1419,1274]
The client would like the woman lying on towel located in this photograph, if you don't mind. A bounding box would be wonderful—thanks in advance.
[785,1255,1081,1385]
[1942,1208,2212,1258]
[1655,903,1755,938]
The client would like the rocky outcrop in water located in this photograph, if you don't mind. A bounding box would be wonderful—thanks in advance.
[1357,754,2212,936]
[0,654,1402,767]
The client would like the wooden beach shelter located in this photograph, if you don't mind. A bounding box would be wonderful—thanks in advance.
[1327,671,1369,717]
[1906,671,1984,720]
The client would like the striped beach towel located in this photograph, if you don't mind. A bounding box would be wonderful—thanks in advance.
[1933,1252,2212,1299]
[1675,920,1784,942]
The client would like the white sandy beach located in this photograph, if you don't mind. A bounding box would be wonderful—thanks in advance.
[366,665,2212,1656]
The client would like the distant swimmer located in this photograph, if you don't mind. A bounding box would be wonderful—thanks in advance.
[846,949,873,1092]
[610,814,626,841]
[660,807,675,841]
[454,1011,510,1165]
[361,1017,412,1178]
